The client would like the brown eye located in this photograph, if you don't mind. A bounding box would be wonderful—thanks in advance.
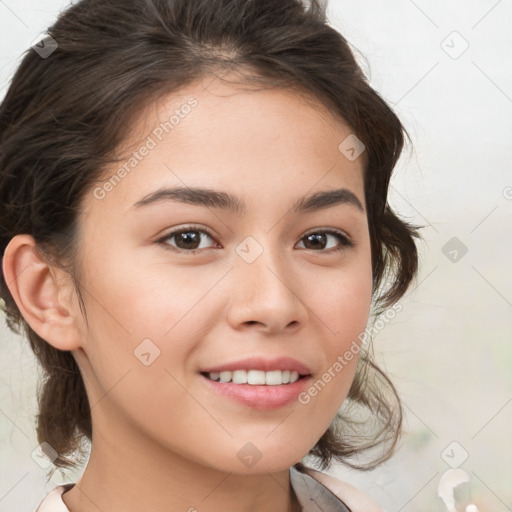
[297,229,354,252]
[157,226,218,254]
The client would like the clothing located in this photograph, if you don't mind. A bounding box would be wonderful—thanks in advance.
[35,464,382,512]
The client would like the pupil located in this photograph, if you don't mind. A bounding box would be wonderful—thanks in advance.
[306,233,325,249]
[178,231,199,249]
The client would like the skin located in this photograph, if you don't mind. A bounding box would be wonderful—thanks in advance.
[3,74,373,512]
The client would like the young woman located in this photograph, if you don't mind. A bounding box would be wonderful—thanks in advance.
[0,0,420,510]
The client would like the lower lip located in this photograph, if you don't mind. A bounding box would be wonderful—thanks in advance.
[200,374,312,410]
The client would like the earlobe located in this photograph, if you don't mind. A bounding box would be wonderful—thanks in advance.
[2,234,83,351]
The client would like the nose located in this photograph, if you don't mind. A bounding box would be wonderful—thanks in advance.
[225,243,308,334]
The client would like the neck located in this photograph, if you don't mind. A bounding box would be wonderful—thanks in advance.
[61,420,299,512]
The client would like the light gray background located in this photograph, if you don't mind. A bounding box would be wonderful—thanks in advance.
[1,1,511,511]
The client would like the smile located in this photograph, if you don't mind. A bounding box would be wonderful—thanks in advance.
[200,372,312,410]
[202,369,305,385]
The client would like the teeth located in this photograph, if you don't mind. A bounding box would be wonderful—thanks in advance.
[205,369,301,385]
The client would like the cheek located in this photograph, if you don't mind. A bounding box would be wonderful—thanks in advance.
[76,257,207,439]
[85,246,209,336]
[317,260,373,337]
[298,260,373,417]
[80,253,227,393]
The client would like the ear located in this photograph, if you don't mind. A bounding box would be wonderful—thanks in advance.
[2,234,84,351]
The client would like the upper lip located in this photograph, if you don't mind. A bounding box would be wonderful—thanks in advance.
[200,356,312,375]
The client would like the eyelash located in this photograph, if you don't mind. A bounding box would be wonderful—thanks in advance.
[155,225,355,255]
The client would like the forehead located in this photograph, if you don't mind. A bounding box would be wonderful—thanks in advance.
[120,73,363,164]
[83,76,366,220]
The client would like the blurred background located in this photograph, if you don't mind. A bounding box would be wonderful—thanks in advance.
[1,1,511,511]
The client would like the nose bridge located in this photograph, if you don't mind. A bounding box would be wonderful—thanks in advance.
[227,234,307,331]
[237,233,291,292]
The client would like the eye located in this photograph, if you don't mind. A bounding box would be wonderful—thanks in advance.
[296,229,354,253]
[155,226,354,255]
[156,226,218,254]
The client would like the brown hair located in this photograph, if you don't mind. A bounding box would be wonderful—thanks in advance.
[0,0,421,473]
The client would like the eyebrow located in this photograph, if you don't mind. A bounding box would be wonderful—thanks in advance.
[130,186,365,214]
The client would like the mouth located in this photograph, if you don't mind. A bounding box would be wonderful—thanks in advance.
[200,369,311,386]
[199,369,313,410]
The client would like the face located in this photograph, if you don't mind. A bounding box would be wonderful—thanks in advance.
[71,75,373,474]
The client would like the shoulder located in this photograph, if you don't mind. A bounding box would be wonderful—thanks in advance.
[35,483,74,512]
[302,467,383,512]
